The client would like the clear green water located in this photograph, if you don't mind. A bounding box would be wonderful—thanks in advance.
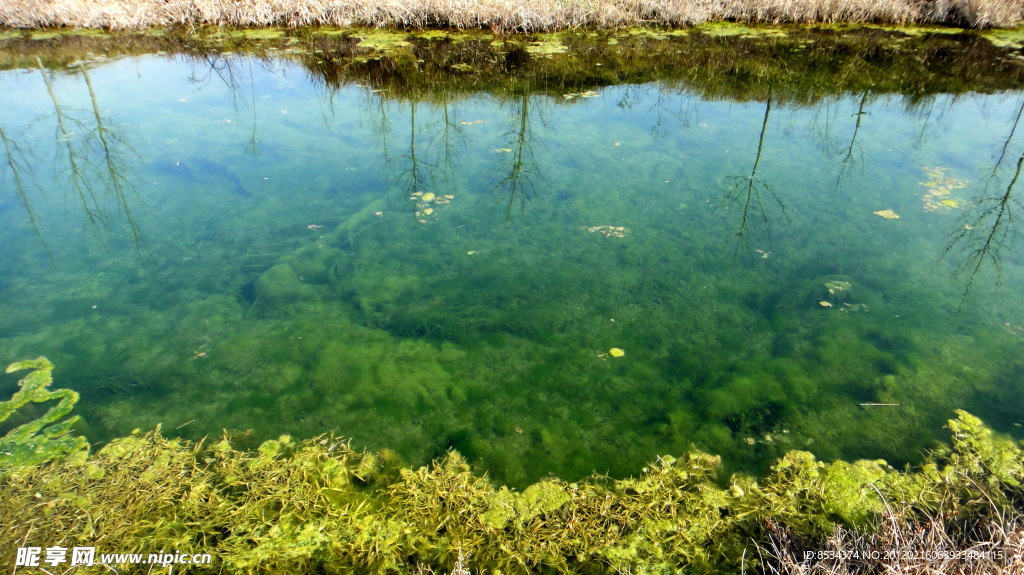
[2,53,1024,486]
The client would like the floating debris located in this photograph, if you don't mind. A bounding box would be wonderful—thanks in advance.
[873,209,900,219]
[754,249,770,259]
[920,166,968,213]
[307,224,323,230]
[563,90,600,99]
[492,148,513,153]
[597,347,626,360]
[410,191,453,223]
[459,119,486,125]
[814,277,867,311]
[588,225,629,238]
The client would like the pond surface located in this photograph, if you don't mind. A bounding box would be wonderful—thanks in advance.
[2,31,1024,486]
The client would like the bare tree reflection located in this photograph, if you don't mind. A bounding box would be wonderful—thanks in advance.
[389,99,463,203]
[366,91,465,225]
[492,91,542,221]
[945,154,1023,300]
[0,126,48,253]
[944,99,1024,301]
[403,102,430,194]
[722,96,787,252]
[833,93,870,192]
[188,54,263,156]
[986,99,1024,187]
[80,65,143,247]
[36,58,143,248]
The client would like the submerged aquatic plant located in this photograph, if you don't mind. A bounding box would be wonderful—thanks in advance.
[0,357,89,468]
[1,359,1022,575]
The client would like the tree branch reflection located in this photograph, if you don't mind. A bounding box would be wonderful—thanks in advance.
[944,99,1024,301]
[946,154,1022,300]
[36,58,142,248]
[377,96,465,219]
[833,93,869,192]
[491,91,542,221]
[723,96,787,252]
[0,126,48,253]
[188,54,264,156]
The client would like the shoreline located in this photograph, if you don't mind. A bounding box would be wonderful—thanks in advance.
[4,22,1022,101]
[2,0,1022,31]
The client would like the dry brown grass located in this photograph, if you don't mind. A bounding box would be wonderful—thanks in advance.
[757,496,1024,574]
[0,0,1021,31]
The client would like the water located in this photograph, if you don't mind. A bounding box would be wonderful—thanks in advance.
[2,40,1024,487]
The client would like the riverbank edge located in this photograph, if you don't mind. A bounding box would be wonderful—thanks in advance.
[3,360,1024,574]
[4,22,1023,100]
[2,20,1023,50]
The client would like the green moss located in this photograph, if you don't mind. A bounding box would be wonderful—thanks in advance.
[525,38,569,55]
[697,22,789,38]
[0,30,28,41]
[354,30,413,52]
[982,27,1024,48]
[28,29,110,40]
[225,28,287,40]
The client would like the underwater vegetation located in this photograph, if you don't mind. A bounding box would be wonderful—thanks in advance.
[0,358,88,468]
[1,363,1023,574]
[2,28,1024,492]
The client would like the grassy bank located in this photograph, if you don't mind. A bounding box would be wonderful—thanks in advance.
[1,0,1022,31]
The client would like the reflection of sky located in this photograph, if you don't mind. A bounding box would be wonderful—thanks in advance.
[2,54,1023,336]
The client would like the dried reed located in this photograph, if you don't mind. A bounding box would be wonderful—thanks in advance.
[757,490,1024,574]
[1,0,1021,31]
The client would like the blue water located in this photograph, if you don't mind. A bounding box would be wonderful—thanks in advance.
[2,52,1023,486]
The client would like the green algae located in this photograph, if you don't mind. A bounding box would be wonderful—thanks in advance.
[353,29,412,51]
[983,27,1024,48]
[0,358,89,468]
[698,22,789,38]
[2,406,1021,574]
[0,29,27,41]
[213,28,287,40]
[28,28,111,40]
[524,38,569,55]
